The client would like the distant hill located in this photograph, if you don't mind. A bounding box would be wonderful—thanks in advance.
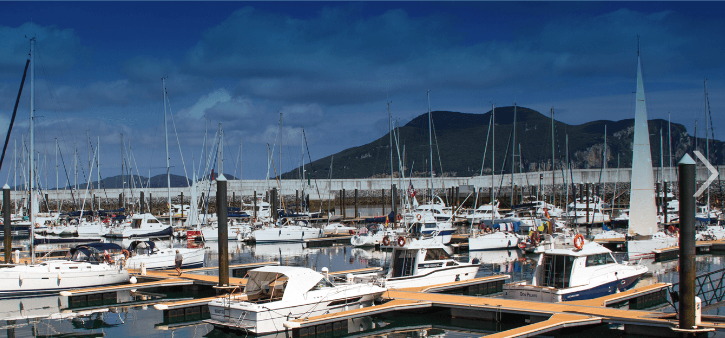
[282,106,724,179]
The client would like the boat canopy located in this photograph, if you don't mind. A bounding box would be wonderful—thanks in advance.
[364,211,396,223]
[127,240,156,252]
[244,266,325,302]
[491,222,520,232]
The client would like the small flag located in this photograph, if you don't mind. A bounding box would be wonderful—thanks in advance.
[544,207,550,219]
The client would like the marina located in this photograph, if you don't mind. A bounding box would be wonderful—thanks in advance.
[2,2,725,338]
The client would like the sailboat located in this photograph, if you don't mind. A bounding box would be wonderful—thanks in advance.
[624,49,678,259]
[0,40,129,296]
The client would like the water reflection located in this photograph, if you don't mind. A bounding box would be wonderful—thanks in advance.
[3,238,725,337]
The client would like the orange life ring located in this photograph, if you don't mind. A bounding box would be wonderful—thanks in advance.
[573,234,585,250]
[121,250,130,259]
[416,214,422,221]
[382,236,391,246]
[35,223,40,228]
[397,236,406,247]
[668,225,676,233]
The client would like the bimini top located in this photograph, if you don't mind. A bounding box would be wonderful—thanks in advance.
[244,266,325,302]
[127,240,156,252]
[544,242,611,257]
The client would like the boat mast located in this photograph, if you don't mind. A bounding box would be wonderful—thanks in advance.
[427,90,433,201]
[491,103,495,221]
[163,78,172,225]
[29,37,35,264]
[668,113,672,180]
[511,103,517,206]
[389,101,394,210]
[705,79,710,218]
[551,107,555,205]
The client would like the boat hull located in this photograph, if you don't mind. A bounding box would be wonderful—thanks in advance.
[0,261,129,298]
[252,227,325,243]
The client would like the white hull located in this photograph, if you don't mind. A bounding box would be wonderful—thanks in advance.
[384,265,479,289]
[125,247,205,270]
[209,291,380,334]
[252,226,324,243]
[627,234,678,259]
[0,260,129,297]
[468,232,520,251]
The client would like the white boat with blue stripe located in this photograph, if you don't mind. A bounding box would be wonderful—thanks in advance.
[503,242,647,303]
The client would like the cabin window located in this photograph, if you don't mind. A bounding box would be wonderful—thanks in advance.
[424,223,437,229]
[541,254,575,289]
[147,219,159,223]
[131,219,142,229]
[424,248,451,261]
[585,253,615,267]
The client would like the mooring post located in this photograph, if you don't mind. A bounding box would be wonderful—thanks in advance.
[392,184,398,222]
[4,184,11,263]
[253,190,257,220]
[382,189,385,215]
[271,188,277,222]
[180,192,184,219]
[149,193,153,212]
[342,189,346,219]
[118,193,123,210]
[678,154,696,331]
[295,190,299,212]
[585,183,590,224]
[354,189,359,218]
[140,191,145,214]
[217,175,229,288]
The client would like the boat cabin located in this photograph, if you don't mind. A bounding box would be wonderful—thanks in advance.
[535,243,618,289]
[70,243,123,264]
[389,245,456,278]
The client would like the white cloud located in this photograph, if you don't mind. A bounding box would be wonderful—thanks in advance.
[185,88,232,119]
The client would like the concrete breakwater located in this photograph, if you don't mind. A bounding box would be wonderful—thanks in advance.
[10,166,724,214]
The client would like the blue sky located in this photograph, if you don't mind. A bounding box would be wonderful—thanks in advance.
[0,2,723,187]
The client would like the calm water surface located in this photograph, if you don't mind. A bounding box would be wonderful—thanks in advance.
[2,238,724,337]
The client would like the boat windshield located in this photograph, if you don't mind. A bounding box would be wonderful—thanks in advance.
[310,278,335,290]
[424,248,451,261]
[540,254,575,289]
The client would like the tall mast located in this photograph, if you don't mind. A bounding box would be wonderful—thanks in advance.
[551,107,555,205]
[218,123,224,178]
[97,136,100,190]
[511,103,517,206]
[668,113,672,180]
[388,101,393,208]
[705,79,710,217]
[120,133,124,210]
[491,103,495,220]
[163,78,171,224]
[55,138,58,213]
[29,37,35,264]
[427,90,433,200]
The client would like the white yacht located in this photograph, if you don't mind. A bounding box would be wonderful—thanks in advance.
[357,240,479,289]
[463,200,502,224]
[404,196,453,222]
[564,196,611,224]
[351,224,406,247]
[198,219,253,241]
[104,213,172,238]
[204,266,385,334]
[123,240,205,270]
[251,221,325,243]
[468,223,521,251]
[503,242,647,302]
[0,243,129,297]
[323,222,357,234]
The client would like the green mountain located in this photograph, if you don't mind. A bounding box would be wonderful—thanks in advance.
[282,106,724,179]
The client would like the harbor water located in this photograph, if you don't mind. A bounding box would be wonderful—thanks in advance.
[2,237,724,337]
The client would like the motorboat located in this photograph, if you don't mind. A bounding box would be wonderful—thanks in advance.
[350,224,405,247]
[564,196,611,224]
[404,196,453,222]
[123,240,205,270]
[204,266,385,334]
[503,242,647,302]
[463,200,501,224]
[469,249,521,275]
[323,222,357,234]
[357,240,480,289]
[104,213,172,238]
[198,219,253,241]
[251,221,325,243]
[468,222,522,251]
[0,243,129,297]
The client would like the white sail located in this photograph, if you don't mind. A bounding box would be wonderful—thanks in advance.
[628,56,658,237]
